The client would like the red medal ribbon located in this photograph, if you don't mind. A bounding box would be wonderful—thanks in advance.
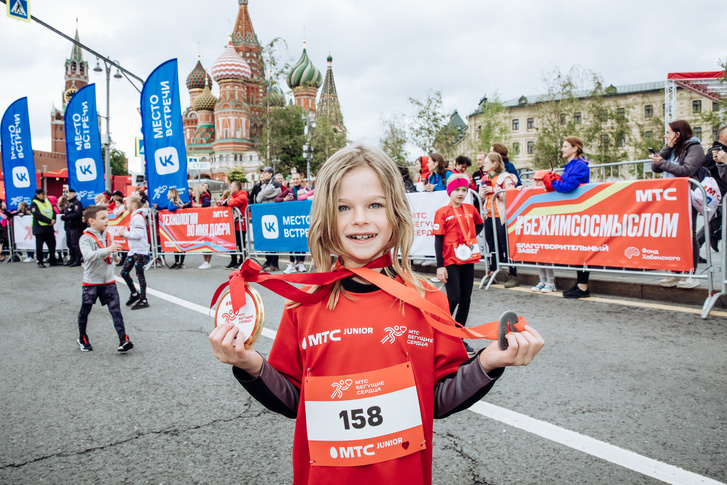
[211,253,527,341]
[84,230,112,265]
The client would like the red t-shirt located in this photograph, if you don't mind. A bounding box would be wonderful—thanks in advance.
[267,282,467,485]
[432,203,483,267]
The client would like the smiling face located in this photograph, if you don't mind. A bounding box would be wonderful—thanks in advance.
[336,166,393,268]
[291,173,302,187]
[89,210,109,233]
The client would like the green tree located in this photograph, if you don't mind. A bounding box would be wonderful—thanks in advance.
[226,167,249,184]
[379,114,409,164]
[697,59,727,141]
[407,90,456,154]
[101,144,128,176]
[476,95,510,155]
[581,76,632,166]
[260,104,306,175]
[310,114,348,174]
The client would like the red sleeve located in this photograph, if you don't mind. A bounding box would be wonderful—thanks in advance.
[267,307,304,389]
[432,206,447,235]
[227,192,248,209]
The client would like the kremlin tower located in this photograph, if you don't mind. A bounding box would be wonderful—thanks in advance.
[287,44,323,113]
[317,55,346,132]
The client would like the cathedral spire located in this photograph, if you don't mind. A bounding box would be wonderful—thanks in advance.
[232,0,256,46]
[69,23,83,63]
[317,55,345,132]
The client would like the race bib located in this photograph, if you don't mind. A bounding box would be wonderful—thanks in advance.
[304,362,425,467]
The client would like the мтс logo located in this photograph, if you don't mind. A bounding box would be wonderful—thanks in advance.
[154,147,179,175]
[261,215,279,239]
[75,158,97,182]
[12,167,30,188]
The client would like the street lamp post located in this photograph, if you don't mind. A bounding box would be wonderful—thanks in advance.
[303,112,316,181]
[93,58,122,191]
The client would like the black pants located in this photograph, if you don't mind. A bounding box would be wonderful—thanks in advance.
[78,284,126,340]
[696,208,721,247]
[35,232,56,263]
[484,217,516,276]
[265,254,279,267]
[444,264,475,327]
[174,254,185,265]
[121,254,149,298]
[577,271,590,285]
[66,227,81,262]
[229,231,247,265]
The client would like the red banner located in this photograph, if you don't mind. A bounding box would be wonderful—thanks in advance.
[505,178,694,271]
[157,207,235,253]
[107,211,131,251]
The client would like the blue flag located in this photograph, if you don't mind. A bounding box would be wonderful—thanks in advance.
[140,59,189,206]
[64,84,104,206]
[1,97,37,210]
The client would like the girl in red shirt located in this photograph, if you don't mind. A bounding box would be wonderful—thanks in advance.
[433,174,484,355]
[210,145,544,485]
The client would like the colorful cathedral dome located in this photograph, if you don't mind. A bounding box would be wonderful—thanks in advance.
[193,81,218,111]
[211,41,252,83]
[186,58,213,90]
[286,48,322,89]
[268,85,286,107]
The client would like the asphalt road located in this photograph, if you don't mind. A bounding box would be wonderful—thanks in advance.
[1,255,725,484]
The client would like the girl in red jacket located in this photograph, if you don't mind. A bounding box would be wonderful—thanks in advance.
[210,144,544,485]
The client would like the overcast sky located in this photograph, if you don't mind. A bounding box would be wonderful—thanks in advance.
[1,0,724,173]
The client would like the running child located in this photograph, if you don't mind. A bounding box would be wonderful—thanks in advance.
[433,173,484,355]
[209,144,544,484]
[121,194,150,310]
[77,205,133,352]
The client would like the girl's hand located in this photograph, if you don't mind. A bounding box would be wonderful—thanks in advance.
[436,267,448,283]
[209,323,263,377]
[424,183,435,192]
[478,325,544,374]
[666,131,679,148]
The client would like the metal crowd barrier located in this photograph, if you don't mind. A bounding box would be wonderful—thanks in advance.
[700,195,727,318]
[479,180,720,319]
[4,216,71,263]
[520,158,656,185]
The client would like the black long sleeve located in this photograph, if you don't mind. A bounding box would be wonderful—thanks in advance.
[434,234,444,268]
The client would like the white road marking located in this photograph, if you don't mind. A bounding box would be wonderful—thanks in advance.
[126,278,725,485]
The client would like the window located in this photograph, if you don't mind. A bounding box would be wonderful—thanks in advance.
[560,114,566,125]
[645,131,653,139]
[512,142,520,155]
[714,102,720,112]
[527,118,534,129]
[512,119,519,131]
[527,141,534,155]
[616,108,625,119]
[714,126,720,140]
[618,135,626,147]
[645,105,653,118]
[692,100,702,113]
[694,127,702,140]
[574,112,582,124]
[600,110,608,122]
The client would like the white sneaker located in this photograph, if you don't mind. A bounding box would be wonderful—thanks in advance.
[658,276,679,287]
[283,263,297,274]
[531,282,546,292]
[676,277,699,289]
[541,282,556,293]
[23,256,33,263]
[421,260,435,267]
[198,262,211,269]
[430,277,441,283]
[296,263,307,273]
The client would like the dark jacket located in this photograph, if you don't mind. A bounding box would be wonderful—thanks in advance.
[504,160,522,187]
[652,138,704,178]
[249,183,262,205]
[703,140,727,196]
[61,197,84,230]
[552,157,590,193]
[30,196,56,235]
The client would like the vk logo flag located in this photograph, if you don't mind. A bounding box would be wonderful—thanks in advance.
[64,84,104,206]
[1,97,37,210]
[251,200,312,252]
[140,59,188,206]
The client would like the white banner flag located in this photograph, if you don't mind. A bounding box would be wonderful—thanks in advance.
[12,215,68,251]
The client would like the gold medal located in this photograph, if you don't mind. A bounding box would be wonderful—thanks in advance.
[214,284,265,349]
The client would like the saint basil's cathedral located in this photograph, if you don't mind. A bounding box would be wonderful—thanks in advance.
[183,0,346,183]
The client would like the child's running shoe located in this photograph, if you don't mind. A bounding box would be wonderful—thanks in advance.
[118,336,134,352]
[126,293,140,306]
[531,282,545,292]
[541,282,556,293]
[78,335,93,352]
[131,299,149,310]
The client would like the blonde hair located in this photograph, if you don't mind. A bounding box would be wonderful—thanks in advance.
[191,184,204,202]
[94,193,107,205]
[126,194,142,211]
[168,188,181,205]
[221,189,231,200]
[307,144,424,309]
[486,152,505,173]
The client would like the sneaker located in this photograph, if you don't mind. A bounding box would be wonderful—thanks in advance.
[118,336,134,352]
[710,236,720,252]
[198,261,211,269]
[126,293,140,307]
[462,340,476,356]
[268,266,280,272]
[430,277,441,283]
[676,277,699,289]
[283,263,297,274]
[170,262,179,269]
[260,264,271,271]
[296,263,307,273]
[531,282,546,292]
[174,264,185,270]
[658,276,679,287]
[225,261,238,269]
[504,275,519,288]
[420,260,435,267]
[23,256,33,263]
[77,335,93,352]
[37,262,46,268]
[541,283,556,293]
[131,299,149,310]
[563,285,590,299]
